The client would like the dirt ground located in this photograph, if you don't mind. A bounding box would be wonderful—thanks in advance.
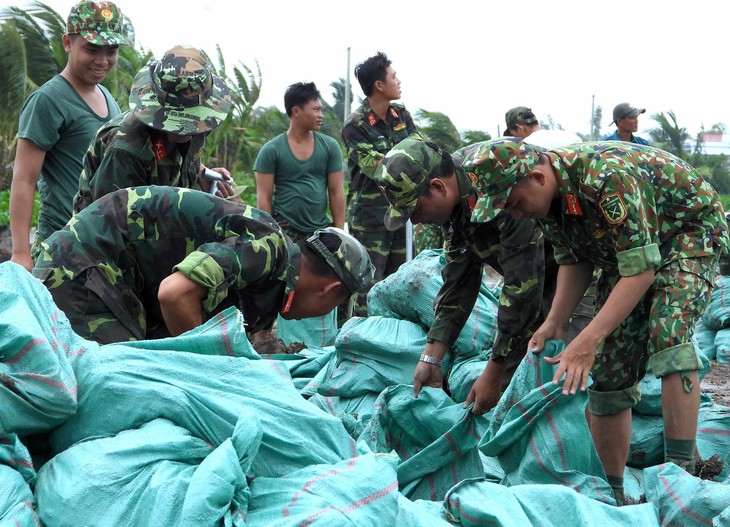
[701,361,730,407]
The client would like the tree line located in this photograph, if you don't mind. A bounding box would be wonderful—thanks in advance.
[1,1,728,198]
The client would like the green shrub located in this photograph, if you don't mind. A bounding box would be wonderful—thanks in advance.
[0,190,40,227]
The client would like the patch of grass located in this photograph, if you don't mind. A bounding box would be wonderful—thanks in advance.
[0,190,40,227]
[234,174,257,206]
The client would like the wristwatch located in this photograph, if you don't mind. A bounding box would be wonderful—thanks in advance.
[419,353,442,366]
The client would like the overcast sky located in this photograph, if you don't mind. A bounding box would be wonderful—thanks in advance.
[11,0,730,139]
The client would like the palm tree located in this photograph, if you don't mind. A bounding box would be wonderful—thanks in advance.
[414,109,463,153]
[462,130,491,145]
[649,111,690,159]
[0,2,66,87]
[0,2,66,186]
[204,44,262,176]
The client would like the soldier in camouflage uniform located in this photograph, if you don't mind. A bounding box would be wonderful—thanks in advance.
[473,138,729,504]
[33,186,374,344]
[73,45,236,213]
[372,135,557,410]
[341,52,418,315]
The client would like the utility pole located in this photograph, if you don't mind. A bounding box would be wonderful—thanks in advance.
[344,47,351,123]
[590,95,595,141]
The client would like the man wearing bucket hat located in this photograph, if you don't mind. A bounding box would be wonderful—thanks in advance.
[73,44,237,213]
[603,103,650,145]
[34,186,374,344]
[472,137,728,504]
[373,134,556,411]
[10,0,128,271]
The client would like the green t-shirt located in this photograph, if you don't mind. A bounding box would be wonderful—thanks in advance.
[253,132,343,233]
[17,75,121,241]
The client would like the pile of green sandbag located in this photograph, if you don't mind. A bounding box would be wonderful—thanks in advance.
[695,275,730,363]
[2,252,729,527]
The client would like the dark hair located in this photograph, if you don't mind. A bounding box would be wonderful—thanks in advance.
[354,51,391,97]
[417,141,457,197]
[298,232,342,280]
[284,82,321,117]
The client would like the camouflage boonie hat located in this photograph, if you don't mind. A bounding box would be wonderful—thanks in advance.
[465,138,542,223]
[505,106,538,131]
[129,45,232,135]
[65,1,127,46]
[307,227,375,294]
[373,134,444,231]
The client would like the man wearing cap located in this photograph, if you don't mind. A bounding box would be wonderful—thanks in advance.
[10,0,127,272]
[33,186,374,344]
[504,105,591,344]
[73,44,236,213]
[373,134,555,411]
[604,103,650,145]
[342,51,418,316]
[504,106,582,149]
[473,138,728,504]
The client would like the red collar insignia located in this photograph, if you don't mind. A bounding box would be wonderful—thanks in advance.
[367,113,377,126]
[281,290,295,314]
[467,197,476,213]
[152,139,166,162]
[390,108,399,119]
[565,194,583,215]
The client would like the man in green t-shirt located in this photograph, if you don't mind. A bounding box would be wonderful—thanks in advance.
[254,82,346,345]
[9,0,128,271]
[254,81,345,241]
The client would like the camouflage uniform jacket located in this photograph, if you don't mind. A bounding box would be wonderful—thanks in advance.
[431,165,550,359]
[342,100,417,227]
[36,186,298,334]
[538,142,729,282]
[73,111,207,212]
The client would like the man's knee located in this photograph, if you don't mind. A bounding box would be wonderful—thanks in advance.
[588,384,642,416]
[649,342,702,378]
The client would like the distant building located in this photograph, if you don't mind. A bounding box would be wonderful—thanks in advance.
[698,133,730,156]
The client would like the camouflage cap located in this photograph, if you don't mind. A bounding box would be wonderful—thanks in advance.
[129,45,232,135]
[612,102,646,125]
[65,1,127,46]
[372,134,444,231]
[465,138,542,223]
[307,227,375,294]
[505,106,538,130]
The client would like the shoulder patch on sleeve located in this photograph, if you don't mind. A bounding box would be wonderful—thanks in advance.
[599,193,628,224]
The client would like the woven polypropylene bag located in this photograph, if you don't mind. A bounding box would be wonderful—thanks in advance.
[479,340,613,502]
[367,250,499,361]
[0,262,83,435]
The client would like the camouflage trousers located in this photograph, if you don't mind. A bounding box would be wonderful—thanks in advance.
[35,265,166,344]
[348,224,406,316]
[271,215,316,244]
[588,257,717,416]
[413,223,444,255]
[562,269,601,345]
